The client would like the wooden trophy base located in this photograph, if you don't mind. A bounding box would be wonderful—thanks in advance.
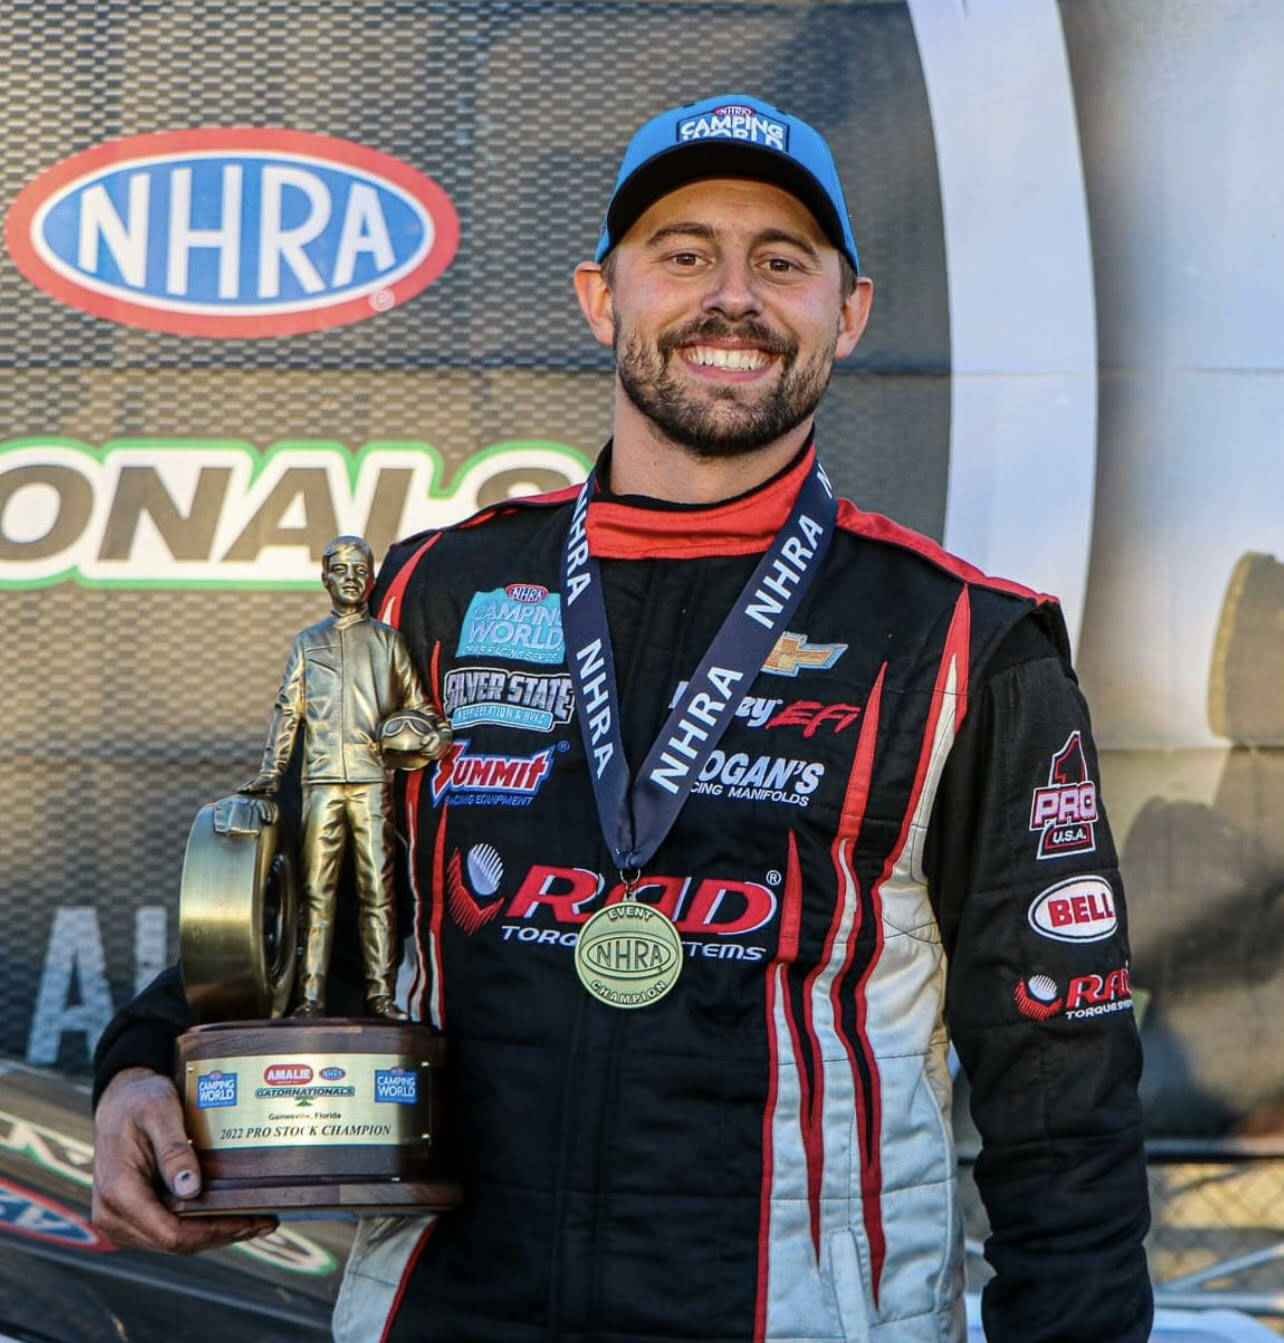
[168,1176,462,1217]
[173,1017,459,1217]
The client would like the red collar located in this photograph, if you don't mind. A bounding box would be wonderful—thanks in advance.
[587,443,817,560]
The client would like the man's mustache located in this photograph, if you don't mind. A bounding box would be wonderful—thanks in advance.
[657,317,796,362]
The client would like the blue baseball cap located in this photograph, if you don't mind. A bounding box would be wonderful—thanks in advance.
[595,93,860,274]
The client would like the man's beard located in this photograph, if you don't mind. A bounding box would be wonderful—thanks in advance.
[615,315,835,459]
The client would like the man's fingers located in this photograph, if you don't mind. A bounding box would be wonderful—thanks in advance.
[92,1067,277,1254]
[152,1131,203,1200]
[130,1078,202,1199]
[161,1213,280,1255]
[93,1175,276,1254]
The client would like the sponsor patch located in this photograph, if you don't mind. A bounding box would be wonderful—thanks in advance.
[667,683,862,735]
[457,587,564,665]
[443,665,575,732]
[761,631,847,677]
[264,1063,313,1087]
[5,128,459,337]
[1014,974,1063,1021]
[1028,876,1117,942]
[448,846,504,934]
[1029,730,1099,859]
[689,749,824,807]
[1014,965,1133,1022]
[251,1083,357,1101]
[319,1066,346,1081]
[763,699,862,735]
[506,865,777,937]
[677,106,788,153]
[196,1069,238,1109]
[374,1067,418,1104]
[430,738,555,806]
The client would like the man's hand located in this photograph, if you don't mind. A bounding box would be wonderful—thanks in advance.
[91,1067,277,1253]
[238,771,279,795]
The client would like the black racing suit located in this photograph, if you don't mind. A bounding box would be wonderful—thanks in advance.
[96,441,1151,1342]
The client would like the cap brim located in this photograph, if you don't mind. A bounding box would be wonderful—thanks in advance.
[602,141,853,269]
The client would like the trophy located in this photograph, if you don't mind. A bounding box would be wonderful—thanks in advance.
[169,536,462,1216]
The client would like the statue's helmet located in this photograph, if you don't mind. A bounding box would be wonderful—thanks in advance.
[379,708,452,771]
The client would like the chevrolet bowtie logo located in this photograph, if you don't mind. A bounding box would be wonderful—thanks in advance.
[762,632,848,677]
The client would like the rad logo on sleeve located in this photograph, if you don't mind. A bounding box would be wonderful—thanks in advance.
[457,584,564,665]
[1014,964,1132,1023]
[1028,730,1099,859]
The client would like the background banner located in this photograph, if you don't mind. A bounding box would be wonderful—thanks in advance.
[2,1,1279,1142]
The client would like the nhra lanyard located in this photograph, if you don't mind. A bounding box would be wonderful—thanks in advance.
[560,453,837,874]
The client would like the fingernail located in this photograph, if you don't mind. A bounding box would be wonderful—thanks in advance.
[171,1169,199,1197]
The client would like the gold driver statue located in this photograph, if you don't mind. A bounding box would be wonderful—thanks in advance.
[241,535,451,1019]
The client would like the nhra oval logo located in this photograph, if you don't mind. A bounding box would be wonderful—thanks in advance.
[4,128,459,337]
[578,923,680,982]
[264,1063,313,1086]
[504,583,549,604]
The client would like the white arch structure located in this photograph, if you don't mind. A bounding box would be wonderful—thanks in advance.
[908,0,1096,650]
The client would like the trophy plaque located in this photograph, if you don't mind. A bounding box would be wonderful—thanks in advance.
[168,536,461,1216]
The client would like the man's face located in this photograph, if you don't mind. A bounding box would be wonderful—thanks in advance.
[583,178,870,459]
[323,549,372,611]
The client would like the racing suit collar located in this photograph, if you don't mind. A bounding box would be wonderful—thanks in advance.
[588,432,818,559]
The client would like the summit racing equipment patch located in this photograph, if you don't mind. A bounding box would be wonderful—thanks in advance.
[1029,729,1099,859]
[430,738,556,806]
[456,584,564,665]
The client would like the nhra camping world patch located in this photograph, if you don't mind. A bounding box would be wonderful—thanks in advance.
[456,586,564,665]
[676,105,788,152]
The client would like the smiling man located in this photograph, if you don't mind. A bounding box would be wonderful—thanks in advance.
[91,95,1151,1343]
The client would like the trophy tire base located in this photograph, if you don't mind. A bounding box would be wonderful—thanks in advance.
[174,1018,456,1217]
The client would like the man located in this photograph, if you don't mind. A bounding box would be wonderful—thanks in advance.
[240,534,448,1018]
[91,94,1151,1341]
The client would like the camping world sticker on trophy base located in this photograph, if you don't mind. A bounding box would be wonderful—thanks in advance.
[573,900,683,1009]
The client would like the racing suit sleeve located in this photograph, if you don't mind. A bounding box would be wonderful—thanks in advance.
[924,613,1152,1342]
[92,964,193,1107]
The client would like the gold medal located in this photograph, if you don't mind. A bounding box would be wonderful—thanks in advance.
[574,898,684,1009]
